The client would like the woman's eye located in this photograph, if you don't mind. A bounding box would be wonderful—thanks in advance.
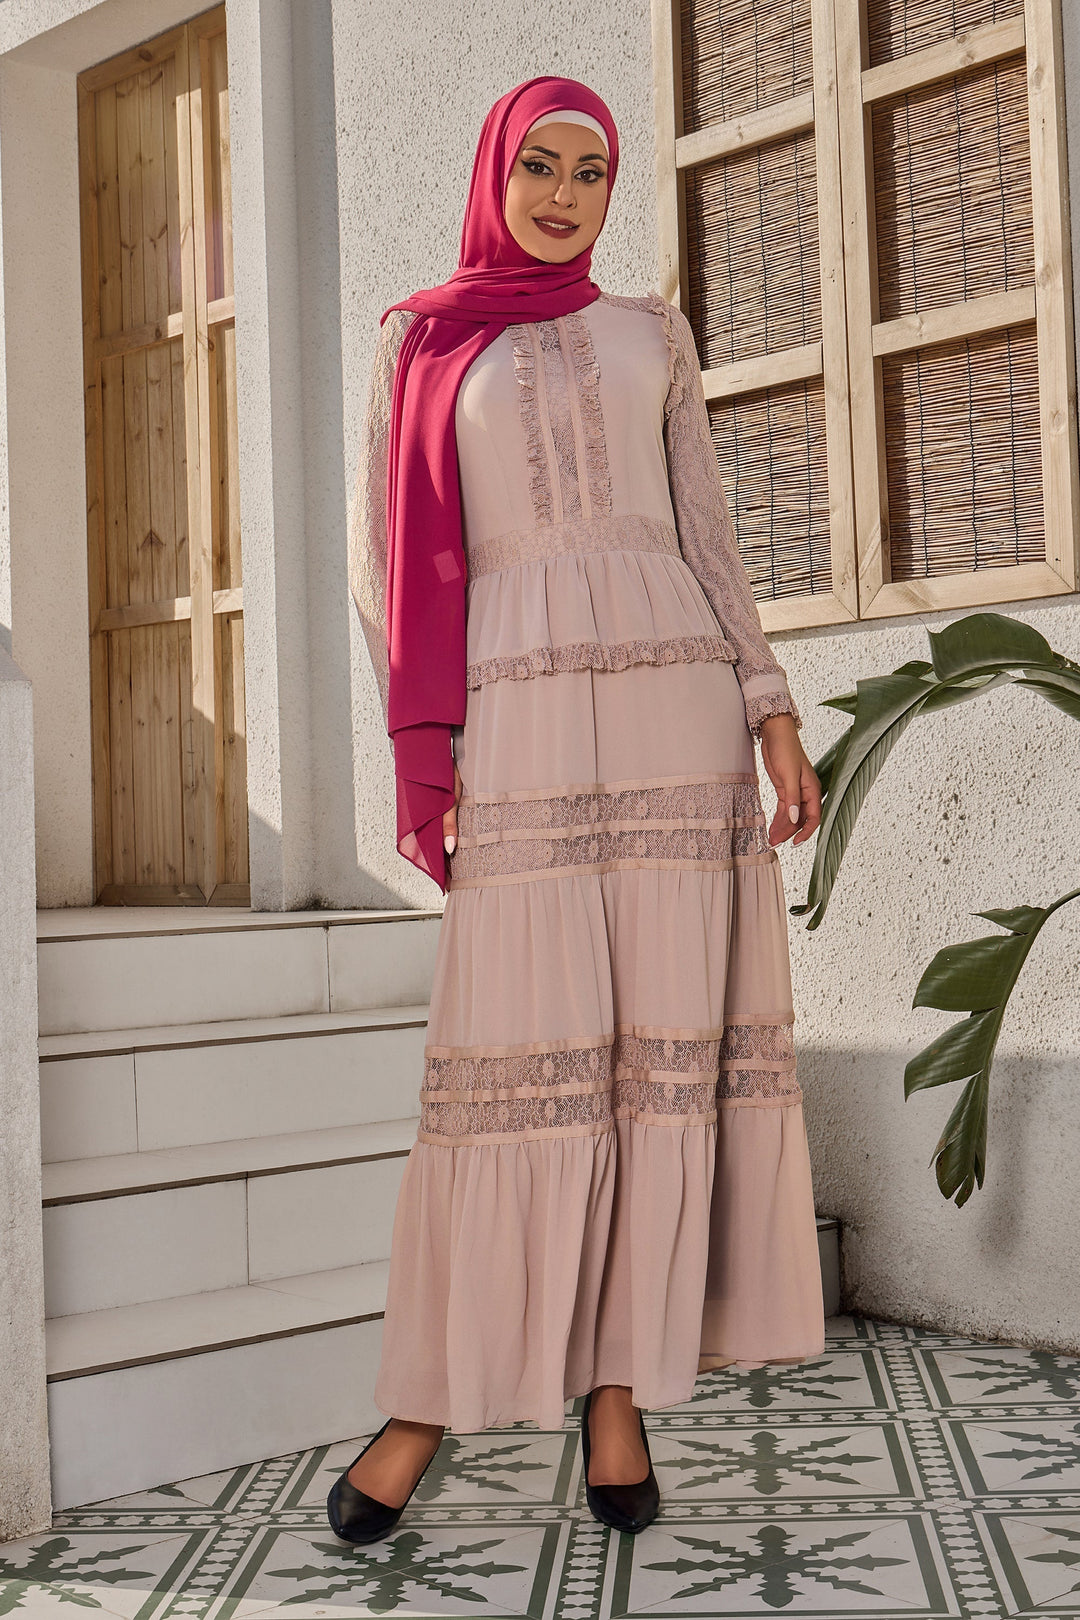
[523,160,603,184]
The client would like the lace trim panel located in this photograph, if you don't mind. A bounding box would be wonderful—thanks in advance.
[509,314,613,527]
[561,310,613,520]
[447,777,775,886]
[465,512,682,577]
[745,688,802,738]
[419,1020,802,1143]
[537,321,576,521]
[643,294,805,742]
[465,633,737,690]
[511,321,554,525]
[346,307,418,745]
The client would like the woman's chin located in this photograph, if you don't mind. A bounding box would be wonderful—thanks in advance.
[527,234,586,263]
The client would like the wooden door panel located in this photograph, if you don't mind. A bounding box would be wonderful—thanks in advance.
[79,5,247,904]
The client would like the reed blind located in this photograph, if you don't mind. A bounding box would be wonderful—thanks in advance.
[653,0,1078,632]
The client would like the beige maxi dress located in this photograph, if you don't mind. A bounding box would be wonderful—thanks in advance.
[349,288,826,1434]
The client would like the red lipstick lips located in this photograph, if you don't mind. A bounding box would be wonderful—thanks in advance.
[533,216,579,239]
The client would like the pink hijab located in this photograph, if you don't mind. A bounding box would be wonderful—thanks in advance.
[380,76,620,890]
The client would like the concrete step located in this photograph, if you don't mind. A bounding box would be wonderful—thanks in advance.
[36,907,442,1035]
[42,1118,418,1317]
[45,1261,389,1512]
[39,1005,429,1159]
[46,1259,389,1381]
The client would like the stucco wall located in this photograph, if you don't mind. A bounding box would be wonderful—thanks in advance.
[0,651,50,1539]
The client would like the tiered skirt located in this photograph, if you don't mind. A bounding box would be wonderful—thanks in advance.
[372,543,826,1433]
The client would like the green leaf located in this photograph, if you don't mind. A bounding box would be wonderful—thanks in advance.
[917,671,1012,713]
[790,672,933,927]
[928,612,1055,682]
[912,933,1029,1011]
[932,1072,988,1207]
[1013,675,1080,722]
[808,732,849,802]
[904,1009,998,1096]
[907,887,1080,1204]
[973,905,1047,935]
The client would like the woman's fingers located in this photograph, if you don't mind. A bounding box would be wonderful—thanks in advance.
[444,760,463,854]
[791,760,823,846]
[766,757,822,847]
[768,772,803,845]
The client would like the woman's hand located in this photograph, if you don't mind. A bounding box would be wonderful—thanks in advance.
[443,758,464,855]
[758,713,821,848]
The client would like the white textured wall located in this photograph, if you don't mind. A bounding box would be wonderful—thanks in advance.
[0,61,94,905]
[0,651,50,1539]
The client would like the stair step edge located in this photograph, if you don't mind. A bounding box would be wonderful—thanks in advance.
[39,1004,431,1060]
[45,1260,390,1381]
[42,1117,421,1205]
[37,907,441,944]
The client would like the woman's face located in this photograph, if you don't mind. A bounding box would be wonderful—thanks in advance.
[503,120,609,262]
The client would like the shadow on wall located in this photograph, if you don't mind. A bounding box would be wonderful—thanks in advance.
[798,1041,1080,1353]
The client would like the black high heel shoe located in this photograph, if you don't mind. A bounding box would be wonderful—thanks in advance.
[326,1417,443,1544]
[580,1388,660,1533]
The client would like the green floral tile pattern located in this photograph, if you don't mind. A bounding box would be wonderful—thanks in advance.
[6,1317,1080,1616]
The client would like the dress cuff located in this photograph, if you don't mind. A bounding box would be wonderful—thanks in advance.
[739,673,803,740]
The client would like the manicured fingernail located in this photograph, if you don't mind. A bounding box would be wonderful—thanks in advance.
[444,835,456,853]
[788,804,799,822]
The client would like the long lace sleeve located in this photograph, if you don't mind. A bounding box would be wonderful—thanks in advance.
[347,307,417,750]
[657,296,802,741]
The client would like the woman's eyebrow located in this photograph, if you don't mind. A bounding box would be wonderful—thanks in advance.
[521,143,608,164]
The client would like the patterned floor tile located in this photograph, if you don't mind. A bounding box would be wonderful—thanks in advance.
[920,1348,1080,1411]
[7,1315,1080,1617]
[650,1420,918,1502]
[606,1512,957,1616]
[296,1432,579,1510]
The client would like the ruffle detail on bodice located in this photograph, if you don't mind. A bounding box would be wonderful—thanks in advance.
[508,310,612,527]
[466,634,734,690]
[464,544,739,690]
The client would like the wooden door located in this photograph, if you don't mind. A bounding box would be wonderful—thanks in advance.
[78,6,248,904]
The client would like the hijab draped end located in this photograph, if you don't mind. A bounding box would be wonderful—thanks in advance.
[393,723,458,894]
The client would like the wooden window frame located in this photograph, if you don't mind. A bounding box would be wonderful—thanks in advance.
[652,0,1080,628]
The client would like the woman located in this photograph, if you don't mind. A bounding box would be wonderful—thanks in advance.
[330,75,825,1544]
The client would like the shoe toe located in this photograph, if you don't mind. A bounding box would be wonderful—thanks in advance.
[326,1475,402,1544]
[585,1474,660,1533]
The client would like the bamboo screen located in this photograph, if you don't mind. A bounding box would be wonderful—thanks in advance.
[77,5,248,904]
[653,0,1078,631]
[658,0,856,631]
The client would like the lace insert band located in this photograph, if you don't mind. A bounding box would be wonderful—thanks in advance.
[447,776,776,886]
[419,1020,802,1144]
